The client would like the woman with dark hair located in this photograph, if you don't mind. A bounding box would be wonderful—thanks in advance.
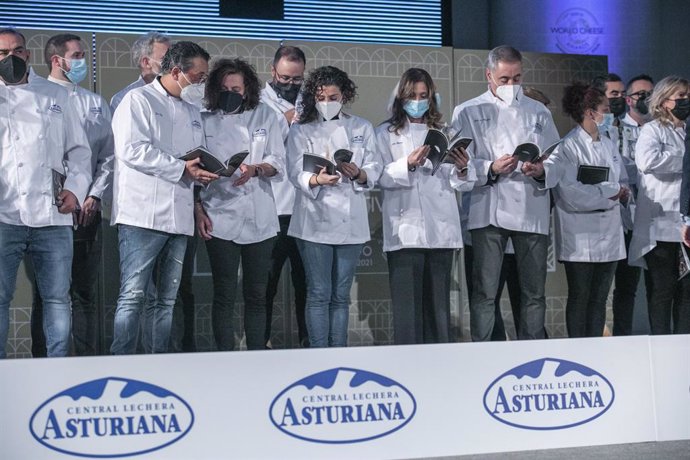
[286,65,381,348]
[544,82,628,337]
[629,76,690,334]
[195,57,285,350]
[376,68,475,344]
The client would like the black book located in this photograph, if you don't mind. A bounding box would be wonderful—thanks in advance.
[52,168,66,206]
[679,243,690,280]
[423,128,472,176]
[302,149,354,176]
[512,141,561,163]
[181,145,249,177]
[577,165,610,185]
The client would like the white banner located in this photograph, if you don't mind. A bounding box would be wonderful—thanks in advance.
[0,336,681,459]
[649,335,690,441]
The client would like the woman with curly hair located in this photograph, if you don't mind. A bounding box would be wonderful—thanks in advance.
[376,68,475,344]
[195,57,286,350]
[545,82,629,337]
[629,76,690,334]
[286,65,382,347]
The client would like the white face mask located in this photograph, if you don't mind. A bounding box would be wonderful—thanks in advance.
[495,84,522,106]
[178,72,205,107]
[316,101,342,120]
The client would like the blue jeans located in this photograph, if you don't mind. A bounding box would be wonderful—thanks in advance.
[110,225,187,355]
[296,240,362,348]
[0,223,72,358]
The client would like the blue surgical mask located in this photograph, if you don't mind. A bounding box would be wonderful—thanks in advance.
[403,99,429,118]
[595,112,614,131]
[60,57,87,84]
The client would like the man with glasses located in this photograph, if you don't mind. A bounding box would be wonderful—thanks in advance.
[110,41,218,354]
[260,45,309,348]
[611,74,654,336]
[0,28,92,358]
[110,31,171,112]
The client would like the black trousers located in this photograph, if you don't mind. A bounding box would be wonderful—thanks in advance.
[387,248,454,344]
[264,215,308,347]
[644,242,690,335]
[564,261,617,338]
[612,231,641,335]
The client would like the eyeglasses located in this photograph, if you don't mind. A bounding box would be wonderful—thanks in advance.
[275,72,303,84]
[629,91,651,100]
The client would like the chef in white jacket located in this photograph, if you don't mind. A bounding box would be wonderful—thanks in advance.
[451,45,559,341]
[544,82,628,338]
[29,33,115,357]
[260,45,309,348]
[194,58,284,351]
[110,41,217,355]
[629,75,690,335]
[287,65,382,348]
[377,68,476,345]
[0,28,92,358]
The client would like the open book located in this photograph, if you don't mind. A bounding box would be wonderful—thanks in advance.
[680,243,690,280]
[52,168,66,206]
[423,128,472,176]
[181,146,249,177]
[577,165,610,185]
[303,149,353,176]
[512,141,560,163]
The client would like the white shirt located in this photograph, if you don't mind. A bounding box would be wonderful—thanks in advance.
[110,75,146,113]
[376,121,476,251]
[111,77,204,236]
[547,126,626,262]
[0,71,92,227]
[287,113,382,245]
[200,104,284,244]
[260,82,296,216]
[628,119,686,268]
[48,76,114,203]
[451,89,560,235]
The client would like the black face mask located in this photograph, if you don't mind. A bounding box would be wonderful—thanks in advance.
[219,90,244,114]
[608,97,626,118]
[0,54,27,84]
[635,95,650,115]
[270,80,301,105]
[671,98,690,121]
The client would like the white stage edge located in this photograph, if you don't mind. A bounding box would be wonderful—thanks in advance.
[1,335,688,459]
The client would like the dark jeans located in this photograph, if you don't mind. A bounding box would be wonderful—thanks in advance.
[464,246,521,340]
[168,234,198,352]
[564,261,617,338]
[265,215,308,348]
[30,218,102,356]
[612,231,641,335]
[387,248,454,344]
[644,242,690,335]
[470,226,548,341]
[206,236,275,351]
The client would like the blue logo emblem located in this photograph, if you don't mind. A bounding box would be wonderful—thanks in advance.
[49,104,62,114]
[483,358,615,430]
[551,8,603,54]
[253,128,267,137]
[29,377,194,458]
[269,367,416,443]
[89,106,102,115]
[351,135,364,144]
[191,120,202,129]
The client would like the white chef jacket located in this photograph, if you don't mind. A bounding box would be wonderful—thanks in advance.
[110,75,146,113]
[111,77,204,236]
[260,82,296,216]
[287,112,382,245]
[48,76,114,203]
[547,126,626,262]
[628,119,686,268]
[200,103,284,244]
[376,121,476,252]
[0,70,92,227]
[451,89,560,235]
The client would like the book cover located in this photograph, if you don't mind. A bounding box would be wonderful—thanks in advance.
[577,165,610,185]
